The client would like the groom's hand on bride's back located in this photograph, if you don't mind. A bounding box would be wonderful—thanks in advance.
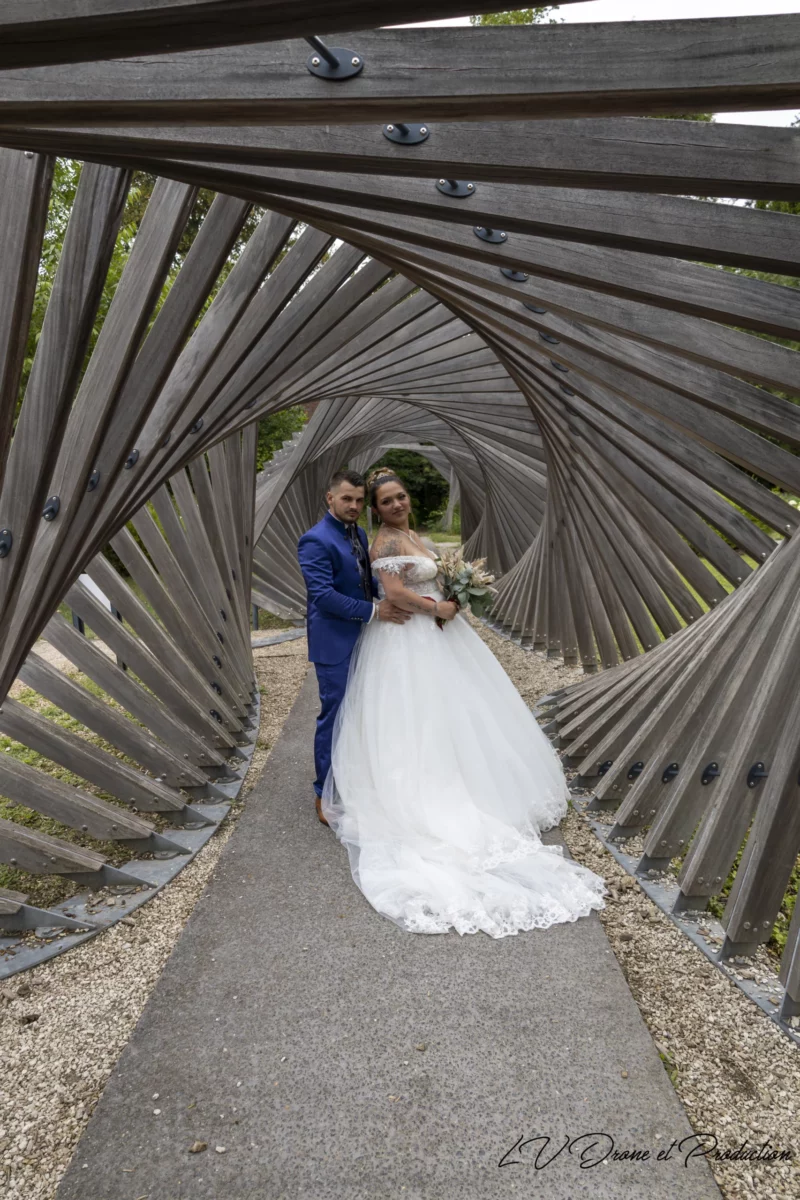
[377,599,411,624]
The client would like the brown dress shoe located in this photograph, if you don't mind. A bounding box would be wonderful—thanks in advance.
[315,795,330,826]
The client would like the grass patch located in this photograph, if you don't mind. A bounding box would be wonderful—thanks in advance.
[420,529,463,545]
[0,674,176,908]
[255,608,296,632]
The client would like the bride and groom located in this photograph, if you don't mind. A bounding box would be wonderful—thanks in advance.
[296,468,606,938]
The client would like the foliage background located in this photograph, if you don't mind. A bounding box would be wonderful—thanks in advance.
[364,449,450,527]
[23,162,307,472]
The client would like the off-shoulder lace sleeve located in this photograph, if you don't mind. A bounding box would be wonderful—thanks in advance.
[371,555,416,574]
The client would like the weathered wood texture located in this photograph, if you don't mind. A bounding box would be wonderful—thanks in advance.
[1,18,799,123]
[1,8,799,1005]
[0,1,581,68]
[0,431,257,912]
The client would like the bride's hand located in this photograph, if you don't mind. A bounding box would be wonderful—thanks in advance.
[436,600,459,621]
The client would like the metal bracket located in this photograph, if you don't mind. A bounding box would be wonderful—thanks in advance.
[64,863,154,892]
[383,123,429,144]
[607,822,641,843]
[550,360,570,372]
[42,495,60,522]
[500,268,528,281]
[662,761,680,783]
[190,418,204,433]
[523,302,548,314]
[539,331,560,344]
[747,761,768,788]
[559,382,576,396]
[0,901,100,935]
[701,761,720,786]
[627,760,644,780]
[672,890,709,914]
[586,794,618,811]
[636,854,674,877]
[474,226,506,243]
[596,759,613,776]
[719,934,762,960]
[435,179,474,198]
[124,449,140,469]
[0,528,12,559]
[780,993,800,1021]
[305,36,364,80]
[87,469,101,492]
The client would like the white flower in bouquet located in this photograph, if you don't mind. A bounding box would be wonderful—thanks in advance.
[433,549,497,628]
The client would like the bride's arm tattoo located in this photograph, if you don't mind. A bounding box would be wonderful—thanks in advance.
[371,531,406,561]
[372,532,438,615]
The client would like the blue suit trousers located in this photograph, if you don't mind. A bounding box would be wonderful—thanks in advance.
[313,657,352,797]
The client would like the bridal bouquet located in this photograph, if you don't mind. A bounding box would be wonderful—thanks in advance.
[433,549,497,630]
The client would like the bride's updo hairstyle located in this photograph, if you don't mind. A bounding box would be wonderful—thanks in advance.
[367,466,400,505]
[366,467,416,528]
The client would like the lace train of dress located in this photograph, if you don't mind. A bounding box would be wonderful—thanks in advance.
[321,554,607,938]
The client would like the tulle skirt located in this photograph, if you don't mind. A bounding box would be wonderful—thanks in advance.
[321,598,607,938]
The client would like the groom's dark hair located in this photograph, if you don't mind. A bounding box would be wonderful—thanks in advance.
[328,470,365,492]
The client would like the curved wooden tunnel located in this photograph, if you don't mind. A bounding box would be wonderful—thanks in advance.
[0,3,798,1002]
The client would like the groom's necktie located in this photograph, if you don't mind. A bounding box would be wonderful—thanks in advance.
[346,522,371,601]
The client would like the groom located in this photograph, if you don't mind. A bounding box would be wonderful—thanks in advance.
[297,470,410,824]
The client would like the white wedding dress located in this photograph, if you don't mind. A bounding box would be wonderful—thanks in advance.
[320,551,607,938]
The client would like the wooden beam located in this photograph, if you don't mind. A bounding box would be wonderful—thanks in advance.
[240,189,800,340]
[0,2,580,68]
[105,158,800,274]
[0,17,798,124]
[0,162,129,620]
[5,115,799,199]
[317,225,799,395]
[0,148,52,490]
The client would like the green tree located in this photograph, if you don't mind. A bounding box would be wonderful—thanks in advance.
[256,407,308,471]
[656,111,713,122]
[471,7,558,24]
[21,162,266,403]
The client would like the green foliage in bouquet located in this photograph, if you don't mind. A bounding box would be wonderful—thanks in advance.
[434,549,497,628]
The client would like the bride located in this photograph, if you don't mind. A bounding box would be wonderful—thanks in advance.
[320,468,607,938]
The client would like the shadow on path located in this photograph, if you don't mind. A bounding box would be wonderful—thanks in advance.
[57,671,720,1200]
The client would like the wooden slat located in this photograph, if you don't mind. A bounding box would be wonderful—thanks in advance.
[0,148,52,489]
[0,162,129,620]
[0,17,798,123]
[6,114,799,200]
[0,1,566,68]
[16,650,209,788]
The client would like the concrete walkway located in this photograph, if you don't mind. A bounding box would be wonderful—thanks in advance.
[57,672,720,1200]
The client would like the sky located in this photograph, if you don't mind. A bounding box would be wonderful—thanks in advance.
[405,1,800,126]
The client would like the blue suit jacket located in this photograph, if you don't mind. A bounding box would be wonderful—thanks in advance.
[298,512,378,665]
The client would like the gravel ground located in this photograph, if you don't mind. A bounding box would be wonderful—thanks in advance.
[3,622,797,1200]
[0,641,309,1200]
[470,616,800,1200]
